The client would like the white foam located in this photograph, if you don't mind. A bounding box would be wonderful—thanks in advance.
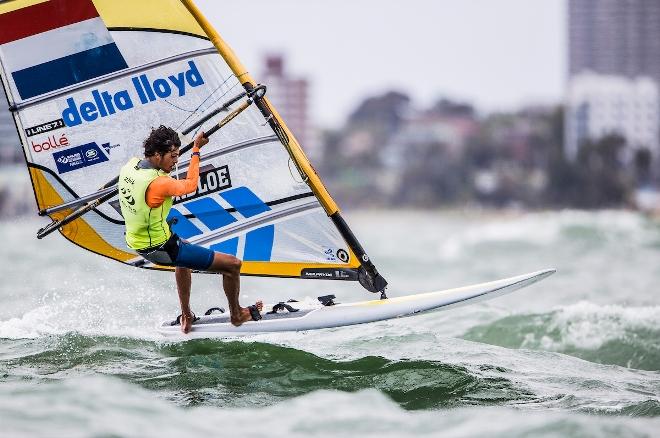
[0,288,164,341]
[523,301,660,351]
[0,305,64,339]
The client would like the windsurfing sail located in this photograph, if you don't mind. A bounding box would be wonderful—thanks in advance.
[0,0,387,293]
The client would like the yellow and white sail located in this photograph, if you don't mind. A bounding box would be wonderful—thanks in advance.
[0,0,387,292]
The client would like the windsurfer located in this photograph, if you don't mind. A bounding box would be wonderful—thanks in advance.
[118,125,263,333]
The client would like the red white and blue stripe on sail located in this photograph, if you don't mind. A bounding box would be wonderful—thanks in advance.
[0,0,127,100]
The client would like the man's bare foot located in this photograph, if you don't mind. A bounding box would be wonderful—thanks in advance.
[181,313,195,334]
[231,301,263,326]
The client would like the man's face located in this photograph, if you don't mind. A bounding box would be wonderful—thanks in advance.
[158,146,180,173]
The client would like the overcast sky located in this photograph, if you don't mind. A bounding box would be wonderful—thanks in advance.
[195,0,566,128]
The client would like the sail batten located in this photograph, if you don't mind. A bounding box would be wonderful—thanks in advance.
[173,135,279,168]
[41,186,118,215]
[189,198,321,247]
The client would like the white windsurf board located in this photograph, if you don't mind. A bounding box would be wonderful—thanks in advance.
[157,268,555,337]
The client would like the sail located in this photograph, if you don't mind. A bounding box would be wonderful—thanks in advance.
[0,0,387,291]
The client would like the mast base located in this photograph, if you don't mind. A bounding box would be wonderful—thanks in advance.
[358,266,388,294]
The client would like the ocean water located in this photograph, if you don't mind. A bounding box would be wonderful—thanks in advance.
[1,208,659,437]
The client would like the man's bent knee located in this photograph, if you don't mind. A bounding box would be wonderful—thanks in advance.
[227,255,242,274]
[210,252,242,275]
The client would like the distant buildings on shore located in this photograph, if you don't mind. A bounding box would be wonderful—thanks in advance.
[259,54,319,161]
[566,0,660,167]
[565,74,659,162]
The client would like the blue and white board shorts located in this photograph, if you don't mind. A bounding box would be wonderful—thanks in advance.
[137,234,215,271]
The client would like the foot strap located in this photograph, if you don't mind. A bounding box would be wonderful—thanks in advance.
[248,304,262,321]
[266,302,299,314]
[171,313,200,326]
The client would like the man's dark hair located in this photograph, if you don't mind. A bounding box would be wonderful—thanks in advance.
[143,125,181,157]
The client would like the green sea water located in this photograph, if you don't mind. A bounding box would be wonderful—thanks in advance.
[1,208,659,437]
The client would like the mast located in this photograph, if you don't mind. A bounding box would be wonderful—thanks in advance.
[179,0,388,295]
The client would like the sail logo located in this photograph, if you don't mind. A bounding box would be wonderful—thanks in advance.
[102,143,121,154]
[324,248,337,262]
[53,142,109,174]
[56,154,80,165]
[173,165,232,204]
[168,186,275,262]
[301,268,357,280]
[61,61,205,127]
[31,133,69,153]
[322,248,349,263]
[25,119,66,138]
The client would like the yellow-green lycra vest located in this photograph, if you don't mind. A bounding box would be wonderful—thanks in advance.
[118,157,173,250]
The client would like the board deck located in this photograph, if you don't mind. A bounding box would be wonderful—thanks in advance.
[157,268,555,336]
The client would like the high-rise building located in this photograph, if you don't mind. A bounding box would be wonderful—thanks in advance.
[567,0,660,161]
[569,0,660,85]
[259,55,317,160]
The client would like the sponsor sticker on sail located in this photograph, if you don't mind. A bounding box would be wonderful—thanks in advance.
[53,142,109,174]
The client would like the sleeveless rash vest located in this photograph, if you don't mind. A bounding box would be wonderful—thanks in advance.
[119,157,173,250]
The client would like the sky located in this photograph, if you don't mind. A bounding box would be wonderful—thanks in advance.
[0,0,565,149]
[196,1,565,128]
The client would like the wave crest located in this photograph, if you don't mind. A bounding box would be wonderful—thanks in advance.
[463,302,660,371]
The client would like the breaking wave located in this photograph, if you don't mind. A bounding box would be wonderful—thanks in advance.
[463,302,660,371]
